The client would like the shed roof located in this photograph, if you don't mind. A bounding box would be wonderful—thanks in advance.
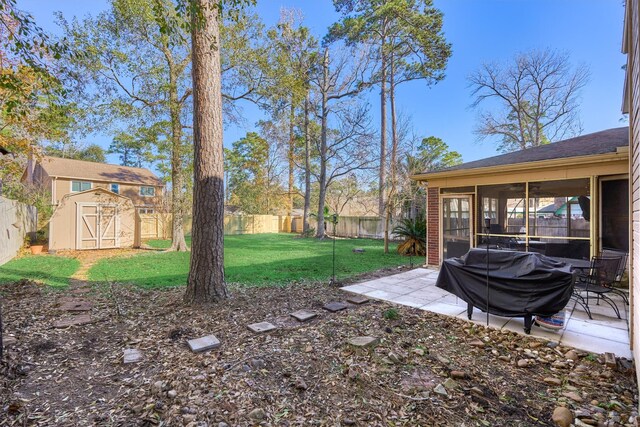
[39,156,163,186]
[418,127,629,176]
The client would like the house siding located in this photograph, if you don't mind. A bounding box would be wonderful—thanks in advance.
[627,0,640,386]
[52,178,163,208]
[427,186,440,266]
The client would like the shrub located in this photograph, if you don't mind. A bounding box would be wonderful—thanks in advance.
[383,308,400,320]
[393,216,426,256]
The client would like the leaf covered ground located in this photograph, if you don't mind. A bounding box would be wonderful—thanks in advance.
[0,271,637,426]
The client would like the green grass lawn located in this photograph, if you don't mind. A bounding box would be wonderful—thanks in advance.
[145,237,192,249]
[89,233,412,288]
[0,255,80,288]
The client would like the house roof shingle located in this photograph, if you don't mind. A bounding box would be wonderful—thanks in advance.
[420,127,629,175]
[40,156,163,186]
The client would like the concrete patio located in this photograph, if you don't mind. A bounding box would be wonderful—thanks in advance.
[341,267,632,359]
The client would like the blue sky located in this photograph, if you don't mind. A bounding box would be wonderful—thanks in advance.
[22,0,627,164]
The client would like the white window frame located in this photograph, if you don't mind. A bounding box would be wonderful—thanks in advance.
[71,181,92,192]
[140,186,156,197]
[110,183,120,194]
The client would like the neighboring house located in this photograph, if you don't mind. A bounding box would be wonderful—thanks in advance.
[411,127,629,266]
[622,0,639,389]
[23,156,165,250]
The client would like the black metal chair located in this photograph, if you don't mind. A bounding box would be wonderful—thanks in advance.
[600,249,629,305]
[572,256,622,319]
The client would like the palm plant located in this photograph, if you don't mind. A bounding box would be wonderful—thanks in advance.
[392,216,426,256]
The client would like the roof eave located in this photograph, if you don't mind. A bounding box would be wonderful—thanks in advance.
[411,151,628,182]
[44,173,163,187]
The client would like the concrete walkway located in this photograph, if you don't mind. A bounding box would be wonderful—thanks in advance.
[342,267,631,359]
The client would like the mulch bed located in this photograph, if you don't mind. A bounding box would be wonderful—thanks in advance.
[0,271,637,426]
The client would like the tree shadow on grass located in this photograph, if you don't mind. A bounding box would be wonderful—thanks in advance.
[0,266,76,289]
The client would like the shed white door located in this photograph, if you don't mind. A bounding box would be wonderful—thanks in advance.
[76,203,119,250]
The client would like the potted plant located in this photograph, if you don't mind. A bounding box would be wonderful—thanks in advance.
[28,230,48,255]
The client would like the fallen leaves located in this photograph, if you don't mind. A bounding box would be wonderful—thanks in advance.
[0,277,637,426]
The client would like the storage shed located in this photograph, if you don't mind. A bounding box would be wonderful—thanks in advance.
[49,188,136,250]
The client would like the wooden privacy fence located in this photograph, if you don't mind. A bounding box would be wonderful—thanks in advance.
[0,196,36,265]
[137,213,172,243]
[224,214,289,235]
[505,217,590,238]
[303,216,400,239]
[137,213,293,241]
[138,213,401,241]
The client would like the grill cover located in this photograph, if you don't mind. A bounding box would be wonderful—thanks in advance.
[436,249,574,317]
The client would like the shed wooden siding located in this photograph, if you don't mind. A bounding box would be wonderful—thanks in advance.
[626,0,640,378]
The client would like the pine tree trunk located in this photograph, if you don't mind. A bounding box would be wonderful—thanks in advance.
[288,102,295,230]
[316,49,329,239]
[378,50,387,220]
[378,22,388,221]
[303,93,311,234]
[169,70,188,252]
[185,0,227,304]
[384,52,397,254]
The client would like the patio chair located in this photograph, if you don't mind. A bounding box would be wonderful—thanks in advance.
[600,249,629,305]
[487,224,518,249]
[572,256,622,320]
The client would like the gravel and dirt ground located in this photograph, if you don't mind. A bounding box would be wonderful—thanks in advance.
[0,268,637,426]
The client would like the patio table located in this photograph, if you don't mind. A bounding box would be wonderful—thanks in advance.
[547,257,591,271]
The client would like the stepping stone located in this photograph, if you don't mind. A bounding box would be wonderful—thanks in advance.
[346,294,369,305]
[290,310,318,322]
[348,336,379,348]
[123,348,143,364]
[53,314,92,328]
[323,301,348,312]
[60,300,93,312]
[187,335,221,353]
[71,287,91,295]
[247,322,277,334]
[352,248,365,253]
[604,352,617,369]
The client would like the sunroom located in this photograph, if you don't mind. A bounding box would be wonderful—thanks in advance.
[412,127,630,267]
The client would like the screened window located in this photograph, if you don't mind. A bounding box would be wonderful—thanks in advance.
[110,183,119,194]
[473,179,591,259]
[71,181,92,192]
[477,183,525,238]
[140,186,155,197]
[527,179,590,239]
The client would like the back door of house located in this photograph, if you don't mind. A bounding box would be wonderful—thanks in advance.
[442,196,473,260]
[76,203,119,250]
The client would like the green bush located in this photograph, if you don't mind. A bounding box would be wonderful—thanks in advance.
[393,216,426,256]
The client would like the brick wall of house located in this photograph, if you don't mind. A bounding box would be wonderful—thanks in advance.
[427,186,439,266]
